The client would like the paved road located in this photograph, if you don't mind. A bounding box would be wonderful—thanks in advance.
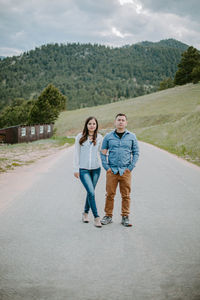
[0,142,200,300]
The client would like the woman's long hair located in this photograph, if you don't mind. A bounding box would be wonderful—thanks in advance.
[79,116,98,146]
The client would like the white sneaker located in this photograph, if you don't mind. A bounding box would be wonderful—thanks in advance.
[82,213,89,223]
[94,217,102,228]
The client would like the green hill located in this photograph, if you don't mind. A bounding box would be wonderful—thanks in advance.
[0,39,188,111]
[54,83,200,166]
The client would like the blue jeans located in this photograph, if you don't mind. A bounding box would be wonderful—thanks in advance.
[79,168,101,218]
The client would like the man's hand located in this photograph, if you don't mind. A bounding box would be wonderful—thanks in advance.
[107,168,112,173]
[74,172,79,178]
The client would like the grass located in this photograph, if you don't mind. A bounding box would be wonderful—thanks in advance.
[50,136,75,146]
[54,83,200,166]
[136,112,200,164]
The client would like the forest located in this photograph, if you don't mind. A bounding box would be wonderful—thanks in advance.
[0,39,188,111]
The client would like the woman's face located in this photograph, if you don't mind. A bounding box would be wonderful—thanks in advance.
[87,119,97,133]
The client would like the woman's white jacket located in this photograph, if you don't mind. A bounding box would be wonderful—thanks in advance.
[73,133,103,173]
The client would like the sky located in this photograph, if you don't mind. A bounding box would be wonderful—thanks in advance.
[0,0,200,57]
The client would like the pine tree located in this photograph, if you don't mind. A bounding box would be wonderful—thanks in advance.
[29,84,67,124]
[158,78,175,90]
[174,46,200,85]
[191,66,200,84]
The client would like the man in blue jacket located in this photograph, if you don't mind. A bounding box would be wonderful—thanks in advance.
[100,113,139,227]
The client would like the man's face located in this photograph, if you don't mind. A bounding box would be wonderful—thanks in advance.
[115,115,127,131]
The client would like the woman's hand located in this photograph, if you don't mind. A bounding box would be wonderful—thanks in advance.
[74,172,79,178]
[101,149,108,155]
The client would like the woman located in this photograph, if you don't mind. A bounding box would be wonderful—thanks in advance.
[73,116,103,228]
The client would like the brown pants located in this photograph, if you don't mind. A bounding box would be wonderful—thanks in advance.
[105,169,132,217]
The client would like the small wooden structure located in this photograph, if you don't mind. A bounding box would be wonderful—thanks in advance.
[0,124,53,144]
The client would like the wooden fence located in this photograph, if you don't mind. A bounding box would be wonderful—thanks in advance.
[0,124,53,144]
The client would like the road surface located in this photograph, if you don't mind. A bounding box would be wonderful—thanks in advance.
[0,142,200,300]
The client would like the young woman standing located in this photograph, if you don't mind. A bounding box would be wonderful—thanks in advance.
[73,117,103,228]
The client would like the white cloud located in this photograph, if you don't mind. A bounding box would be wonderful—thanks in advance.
[0,47,22,57]
[112,27,125,38]
[119,0,133,5]
[11,30,26,40]
[119,0,143,14]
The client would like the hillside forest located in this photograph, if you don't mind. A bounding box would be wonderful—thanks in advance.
[0,39,188,113]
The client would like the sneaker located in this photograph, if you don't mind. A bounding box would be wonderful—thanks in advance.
[82,213,89,223]
[94,217,102,228]
[101,216,113,225]
[121,216,132,227]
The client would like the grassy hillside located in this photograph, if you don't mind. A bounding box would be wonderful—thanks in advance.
[54,83,200,166]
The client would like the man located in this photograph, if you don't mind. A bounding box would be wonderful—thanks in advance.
[100,113,139,227]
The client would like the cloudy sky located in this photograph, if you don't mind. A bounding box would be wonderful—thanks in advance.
[0,0,200,56]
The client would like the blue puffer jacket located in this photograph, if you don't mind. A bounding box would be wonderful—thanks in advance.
[100,130,139,175]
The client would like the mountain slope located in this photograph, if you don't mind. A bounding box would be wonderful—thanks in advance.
[0,39,188,111]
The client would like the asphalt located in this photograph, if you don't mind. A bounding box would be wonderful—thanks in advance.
[0,142,200,300]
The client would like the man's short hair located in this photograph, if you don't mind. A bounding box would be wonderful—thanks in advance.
[115,113,127,120]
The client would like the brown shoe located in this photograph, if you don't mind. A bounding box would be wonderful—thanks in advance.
[94,217,102,228]
[82,213,89,223]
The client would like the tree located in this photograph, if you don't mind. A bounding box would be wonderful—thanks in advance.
[125,87,130,98]
[174,46,200,85]
[158,78,175,90]
[191,66,200,84]
[29,84,67,124]
[0,98,34,128]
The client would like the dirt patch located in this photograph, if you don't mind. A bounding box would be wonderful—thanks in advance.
[0,139,70,173]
